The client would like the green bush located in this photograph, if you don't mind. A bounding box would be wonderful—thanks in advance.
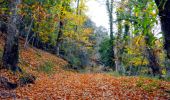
[37,61,55,74]
[136,77,160,92]
[99,38,115,68]
[143,81,160,92]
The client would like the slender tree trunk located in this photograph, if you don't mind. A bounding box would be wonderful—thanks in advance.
[55,21,63,55]
[114,47,121,72]
[24,19,34,48]
[75,0,80,31]
[115,13,122,72]
[76,0,80,15]
[106,0,115,70]
[55,2,66,56]
[2,0,21,71]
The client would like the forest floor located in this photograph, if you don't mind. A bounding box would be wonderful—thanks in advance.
[0,35,170,100]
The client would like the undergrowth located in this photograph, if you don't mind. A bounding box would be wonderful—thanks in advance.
[105,71,121,77]
[136,77,161,92]
[37,61,55,75]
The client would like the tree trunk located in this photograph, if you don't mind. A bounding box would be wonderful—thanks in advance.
[55,21,63,55]
[114,47,121,72]
[106,0,115,70]
[145,47,161,76]
[76,0,80,15]
[2,0,21,71]
[24,19,34,48]
[145,36,161,76]
[155,0,170,59]
[155,0,170,76]
[115,12,122,72]
[75,0,80,31]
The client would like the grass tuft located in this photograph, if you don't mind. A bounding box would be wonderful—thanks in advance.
[37,61,55,74]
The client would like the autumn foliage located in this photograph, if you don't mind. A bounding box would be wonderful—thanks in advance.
[0,35,169,100]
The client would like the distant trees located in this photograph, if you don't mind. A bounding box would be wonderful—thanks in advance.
[103,0,164,76]
[94,26,108,63]
[0,0,95,71]
[0,0,169,78]
[99,37,114,67]
[136,0,161,76]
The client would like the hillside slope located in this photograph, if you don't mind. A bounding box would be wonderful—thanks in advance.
[0,34,170,100]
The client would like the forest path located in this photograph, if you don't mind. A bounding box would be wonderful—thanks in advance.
[13,71,170,99]
[0,36,170,99]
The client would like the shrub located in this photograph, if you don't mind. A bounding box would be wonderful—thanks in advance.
[142,81,160,92]
[136,77,160,92]
[99,38,115,68]
[37,61,55,74]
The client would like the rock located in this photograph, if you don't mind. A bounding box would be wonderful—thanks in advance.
[18,74,36,87]
[0,77,17,90]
